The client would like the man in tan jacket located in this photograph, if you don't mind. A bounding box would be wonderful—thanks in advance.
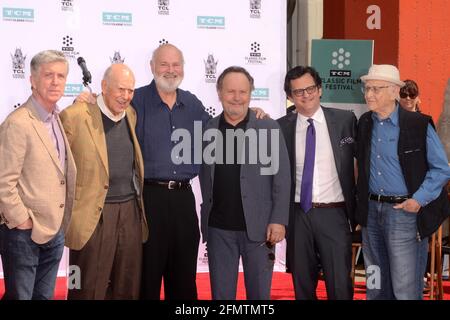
[60,63,148,300]
[0,50,76,300]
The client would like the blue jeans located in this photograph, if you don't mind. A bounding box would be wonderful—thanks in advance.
[362,200,428,300]
[0,225,64,300]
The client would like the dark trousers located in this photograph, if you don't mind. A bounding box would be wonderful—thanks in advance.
[141,184,200,300]
[68,199,142,300]
[207,227,274,300]
[0,225,64,300]
[289,205,353,300]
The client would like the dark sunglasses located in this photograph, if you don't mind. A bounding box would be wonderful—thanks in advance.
[400,92,418,99]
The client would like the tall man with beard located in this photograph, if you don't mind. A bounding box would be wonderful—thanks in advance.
[132,44,210,300]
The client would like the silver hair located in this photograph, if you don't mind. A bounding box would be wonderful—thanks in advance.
[30,50,68,75]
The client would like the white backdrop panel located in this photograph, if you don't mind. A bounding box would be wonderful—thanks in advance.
[0,0,287,276]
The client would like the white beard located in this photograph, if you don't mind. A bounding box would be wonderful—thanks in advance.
[154,74,183,93]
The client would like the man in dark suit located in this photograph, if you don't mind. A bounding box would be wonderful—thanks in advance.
[278,66,357,300]
[199,66,290,300]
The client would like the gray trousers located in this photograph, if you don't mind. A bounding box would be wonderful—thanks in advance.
[207,227,274,300]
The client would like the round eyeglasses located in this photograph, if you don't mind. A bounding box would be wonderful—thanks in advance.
[361,85,393,95]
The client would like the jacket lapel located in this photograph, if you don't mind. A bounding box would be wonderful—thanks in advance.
[323,107,342,176]
[284,112,297,180]
[26,100,64,174]
[126,108,144,182]
[86,104,109,177]
[206,116,221,187]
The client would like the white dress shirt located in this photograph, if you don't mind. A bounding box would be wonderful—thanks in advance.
[295,107,344,203]
[97,94,126,122]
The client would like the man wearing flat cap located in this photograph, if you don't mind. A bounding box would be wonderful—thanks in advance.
[356,64,450,299]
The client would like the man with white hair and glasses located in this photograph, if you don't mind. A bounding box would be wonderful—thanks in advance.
[356,64,450,300]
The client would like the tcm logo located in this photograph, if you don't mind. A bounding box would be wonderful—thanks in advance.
[245,42,266,65]
[64,84,84,97]
[197,16,225,29]
[102,12,132,26]
[61,35,79,59]
[330,48,351,77]
[330,70,351,77]
[252,88,269,100]
[331,48,351,69]
[3,7,34,22]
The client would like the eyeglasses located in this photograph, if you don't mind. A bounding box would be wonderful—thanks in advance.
[291,85,318,97]
[399,92,418,99]
[361,85,393,94]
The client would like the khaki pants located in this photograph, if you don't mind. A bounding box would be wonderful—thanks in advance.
[68,199,142,300]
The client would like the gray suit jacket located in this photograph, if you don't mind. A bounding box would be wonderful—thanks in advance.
[199,111,291,242]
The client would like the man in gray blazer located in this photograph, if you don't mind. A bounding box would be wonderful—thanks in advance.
[199,66,290,300]
[278,66,357,300]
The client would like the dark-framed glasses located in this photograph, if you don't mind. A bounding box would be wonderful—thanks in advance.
[361,85,393,94]
[399,92,418,99]
[291,85,318,97]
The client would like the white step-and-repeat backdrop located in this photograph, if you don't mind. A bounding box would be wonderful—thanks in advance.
[0,0,287,276]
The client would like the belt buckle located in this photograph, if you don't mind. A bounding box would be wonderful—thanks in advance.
[168,181,177,190]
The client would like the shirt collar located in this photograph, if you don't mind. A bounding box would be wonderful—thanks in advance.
[219,109,250,127]
[97,94,126,122]
[371,103,399,126]
[31,96,60,122]
[150,80,186,109]
[296,106,325,125]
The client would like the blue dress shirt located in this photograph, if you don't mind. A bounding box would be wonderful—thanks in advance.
[369,104,450,206]
[132,80,211,180]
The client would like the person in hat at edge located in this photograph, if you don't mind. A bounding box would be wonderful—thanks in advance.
[355,64,450,299]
